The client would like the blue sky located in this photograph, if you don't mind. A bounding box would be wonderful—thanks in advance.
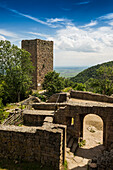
[0,0,113,67]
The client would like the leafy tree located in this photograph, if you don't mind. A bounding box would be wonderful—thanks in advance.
[85,66,113,95]
[70,61,113,84]
[0,40,34,104]
[74,83,86,91]
[63,78,75,88]
[42,71,64,95]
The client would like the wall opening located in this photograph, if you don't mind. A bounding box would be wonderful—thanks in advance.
[83,114,103,147]
[71,117,74,126]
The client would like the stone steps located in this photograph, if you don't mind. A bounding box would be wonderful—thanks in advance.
[67,133,78,154]
[68,138,74,148]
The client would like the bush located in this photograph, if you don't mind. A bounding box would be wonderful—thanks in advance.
[32,93,46,102]
[42,71,64,96]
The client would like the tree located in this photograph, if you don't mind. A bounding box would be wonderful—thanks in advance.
[74,83,86,91]
[42,71,64,95]
[85,66,113,95]
[0,40,34,103]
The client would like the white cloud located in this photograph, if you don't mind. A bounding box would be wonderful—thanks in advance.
[0,35,6,40]
[28,32,50,39]
[46,24,113,66]
[0,29,18,38]
[76,1,90,5]
[1,6,72,28]
[49,26,105,52]
[81,20,98,28]
[47,18,66,23]
[99,13,113,20]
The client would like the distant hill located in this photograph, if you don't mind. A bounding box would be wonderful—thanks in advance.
[70,61,113,83]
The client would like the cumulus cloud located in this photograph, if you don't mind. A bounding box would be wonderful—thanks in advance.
[48,25,113,53]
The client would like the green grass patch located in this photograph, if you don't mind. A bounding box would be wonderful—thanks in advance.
[62,87,73,92]
[63,160,68,170]
[78,140,86,147]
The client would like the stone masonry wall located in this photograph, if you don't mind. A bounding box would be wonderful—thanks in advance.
[22,39,53,90]
[70,90,113,103]
[23,110,54,126]
[0,125,64,170]
[54,104,113,150]
[47,93,67,103]
[21,39,37,89]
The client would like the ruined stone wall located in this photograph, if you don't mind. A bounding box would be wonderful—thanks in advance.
[70,90,113,103]
[0,125,64,170]
[22,39,53,90]
[54,104,113,150]
[47,93,67,103]
[23,110,54,126]
[32,103,66,110]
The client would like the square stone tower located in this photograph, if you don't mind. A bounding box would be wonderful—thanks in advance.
[22,39,53,90]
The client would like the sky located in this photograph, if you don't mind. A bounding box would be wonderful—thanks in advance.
[0,0,113,67]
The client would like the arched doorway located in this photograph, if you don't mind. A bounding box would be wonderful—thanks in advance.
[83,114,103,147]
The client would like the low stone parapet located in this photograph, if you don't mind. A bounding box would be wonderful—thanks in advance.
[70,90,113,103]
[32,103,67,110]
[47,93,67,103]
[23,110,54,126]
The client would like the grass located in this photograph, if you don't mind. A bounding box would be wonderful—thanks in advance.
[78,140,86,147]
[5,103,18,110]
[62,87,73,92]
[63,160,68,170]
[0,159,54,170]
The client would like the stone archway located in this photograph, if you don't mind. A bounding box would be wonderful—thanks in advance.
[83,114,103,147]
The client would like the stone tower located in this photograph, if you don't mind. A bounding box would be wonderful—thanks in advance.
[21,39,53,90]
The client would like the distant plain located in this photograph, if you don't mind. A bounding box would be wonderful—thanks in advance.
[54,66,88,78]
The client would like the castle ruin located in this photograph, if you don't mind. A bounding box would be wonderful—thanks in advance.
[22,39,53,90]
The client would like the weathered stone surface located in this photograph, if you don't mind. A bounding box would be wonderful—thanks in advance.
[91,149,113,170]
[21,96,41,105]
[23,110,54,126]
[32,103,67,110]
[70,90,113,103]
[0,124,65,170]
[47,93,67,103]
[22,39,53,90]
[54,100,113,150]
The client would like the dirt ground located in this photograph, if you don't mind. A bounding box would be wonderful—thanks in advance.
[66,114,104,170]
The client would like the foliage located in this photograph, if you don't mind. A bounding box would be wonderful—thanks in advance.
[0,98,9,123]
[85,66,113,95]
[78,140,86,147]
[63,160,68,170]
[32,92,46,102]
[62,87,73,92]
[74,83,86,91]
[42,71,65,96]
[70,61,113,83]
[63,78,75,88]
[0,40,34,104]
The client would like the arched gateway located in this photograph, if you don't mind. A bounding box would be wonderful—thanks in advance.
[54,102,113,150]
